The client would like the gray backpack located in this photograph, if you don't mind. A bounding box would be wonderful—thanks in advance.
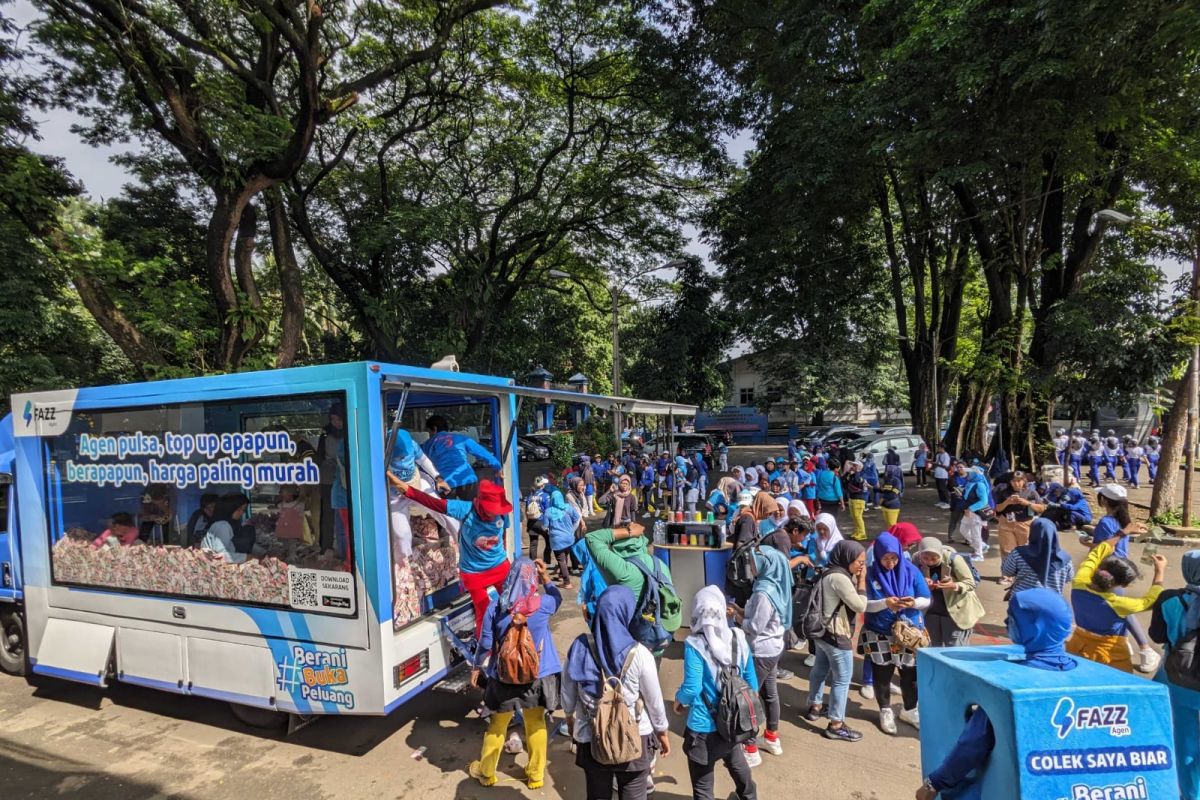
[585,636,643,765]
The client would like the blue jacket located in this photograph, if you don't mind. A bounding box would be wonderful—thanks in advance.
[546,500,582,552]
[474,582,563,680]
[675,636,758,733]
[814,469,843,501]
[422,432,501,489]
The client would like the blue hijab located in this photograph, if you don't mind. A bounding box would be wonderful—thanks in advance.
[869,532,922,598]
[1183,550,1200,631]
[1015,518,1072,587]
[571,537,608,620]
[752,547,794,629]
[566,585,638,696]
[1006,588,1077,671]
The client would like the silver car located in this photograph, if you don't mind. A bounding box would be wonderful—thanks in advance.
[854,433,928,473]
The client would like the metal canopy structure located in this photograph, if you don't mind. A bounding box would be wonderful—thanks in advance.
[381,372,697,419]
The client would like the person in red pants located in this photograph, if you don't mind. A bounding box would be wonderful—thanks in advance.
[390,476,513,636]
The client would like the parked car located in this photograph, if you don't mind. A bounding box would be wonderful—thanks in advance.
[809,425,871,445]
[823,428,875,448]
[518,436,551,462]
[881,426,913,436]
[642,433,714,463]
[850,433,929,473]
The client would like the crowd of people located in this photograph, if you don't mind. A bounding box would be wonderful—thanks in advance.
[377,425,1200,800]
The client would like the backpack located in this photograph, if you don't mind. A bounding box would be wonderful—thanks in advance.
[800,570,843,640]
[713,631,765,743]
[496,612,540,685]
[585,636,644,765]
[726,532,765,592]
[1164,597,1200,691]
[625,556,681,651]
[950,551,982,584]
[525,496,543,520]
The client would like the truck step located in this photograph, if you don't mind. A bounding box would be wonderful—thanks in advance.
[433,664,474,694]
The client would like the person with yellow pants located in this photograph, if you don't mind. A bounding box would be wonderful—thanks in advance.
[468,558,561,789]
[879,464,904,528]
[844,460,869,541]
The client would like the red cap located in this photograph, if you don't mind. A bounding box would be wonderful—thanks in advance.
[474,480,514,518]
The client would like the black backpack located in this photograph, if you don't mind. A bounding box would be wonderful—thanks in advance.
[1165,597,1200,691]
[713,632,764,743]
[800,570,843,640]
[725,532,768,591]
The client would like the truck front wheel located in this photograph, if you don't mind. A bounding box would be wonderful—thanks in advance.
[0,609,27,676]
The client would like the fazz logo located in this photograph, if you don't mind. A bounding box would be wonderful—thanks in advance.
[22,400,32,427]
[1052,696,1131,739]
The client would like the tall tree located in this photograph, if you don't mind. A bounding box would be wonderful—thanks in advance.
[33,0,504,370]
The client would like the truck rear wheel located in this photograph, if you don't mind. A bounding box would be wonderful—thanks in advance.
[0,609,27,676]
[229,702,288,731]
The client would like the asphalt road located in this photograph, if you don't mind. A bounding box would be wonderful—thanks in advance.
[0,445,1183,800]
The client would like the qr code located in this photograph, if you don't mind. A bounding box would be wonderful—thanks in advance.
[289,569,318,608]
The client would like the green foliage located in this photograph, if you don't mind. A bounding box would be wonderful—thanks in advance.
[622,259,732,409]
[1149,507,1185,527]
[572,416,618,461]
[549,432,575,470]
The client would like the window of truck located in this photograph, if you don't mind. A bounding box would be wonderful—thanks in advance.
[43,391,357,616]
[384,390,502,630]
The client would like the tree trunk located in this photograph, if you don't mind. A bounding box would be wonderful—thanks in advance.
[206,178,271,369]
[71,272,168,377]
[266,188,305,368]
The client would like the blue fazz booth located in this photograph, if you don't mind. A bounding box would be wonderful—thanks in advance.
[918,646,1177,800]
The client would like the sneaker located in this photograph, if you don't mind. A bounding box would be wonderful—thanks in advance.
[804,704,826,722]
[804,654,816,668]
[504,730,524,754]
[1138,648,1162,674]
[899,707,921,729]
[822,723,863,742]
[744,746,762,768]
[970,554,986,563]
[878,707,897,735]
[859,684,875,701]
[760,735,783,756]
[776,668,795,680]
[889,682,903,697]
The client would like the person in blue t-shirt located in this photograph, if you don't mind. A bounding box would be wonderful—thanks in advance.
[422,415,502,499]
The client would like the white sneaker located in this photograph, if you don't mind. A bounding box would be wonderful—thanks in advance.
[859,684,875,701]
[504,731,524,754]
[760,736,783,756]
[744,747,762,768]
[878,707,897,735]
[804,654,816,667]
[899,707,921,730]
[890,682,903,697]
[1138,648,1162,674]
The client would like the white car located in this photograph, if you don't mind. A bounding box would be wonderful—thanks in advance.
[853,433,929,473]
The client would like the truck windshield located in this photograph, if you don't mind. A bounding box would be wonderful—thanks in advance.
[42,391,357,616]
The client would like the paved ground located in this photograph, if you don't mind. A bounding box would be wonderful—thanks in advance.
[0,445,1185,800]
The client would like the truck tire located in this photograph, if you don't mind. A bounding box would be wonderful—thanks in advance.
[229,702,288,731]
[0,609,27,676]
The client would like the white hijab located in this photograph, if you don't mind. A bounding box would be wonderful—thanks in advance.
[686,585,735,668]
[787,498,811,520]
[744,467,759,486]
[813,512,844,559]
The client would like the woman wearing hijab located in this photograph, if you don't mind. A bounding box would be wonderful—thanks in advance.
[674,585,759,800]
[750,492,782,536]
[1149,550,1200,800]
[915,589,1077,800]
[1001,517,1075,595]
[843,460,869,541]
[888,522,923,553]
[728,547,793,762]
[468,557,562,789]
[805,540,868,742]
[959,466,993,562]
[878,464,904,528]
[600,474,640,527]
[860,452,880,510]
[563,585,671,800]
[860,532,931,735]
[914,536,985,649]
